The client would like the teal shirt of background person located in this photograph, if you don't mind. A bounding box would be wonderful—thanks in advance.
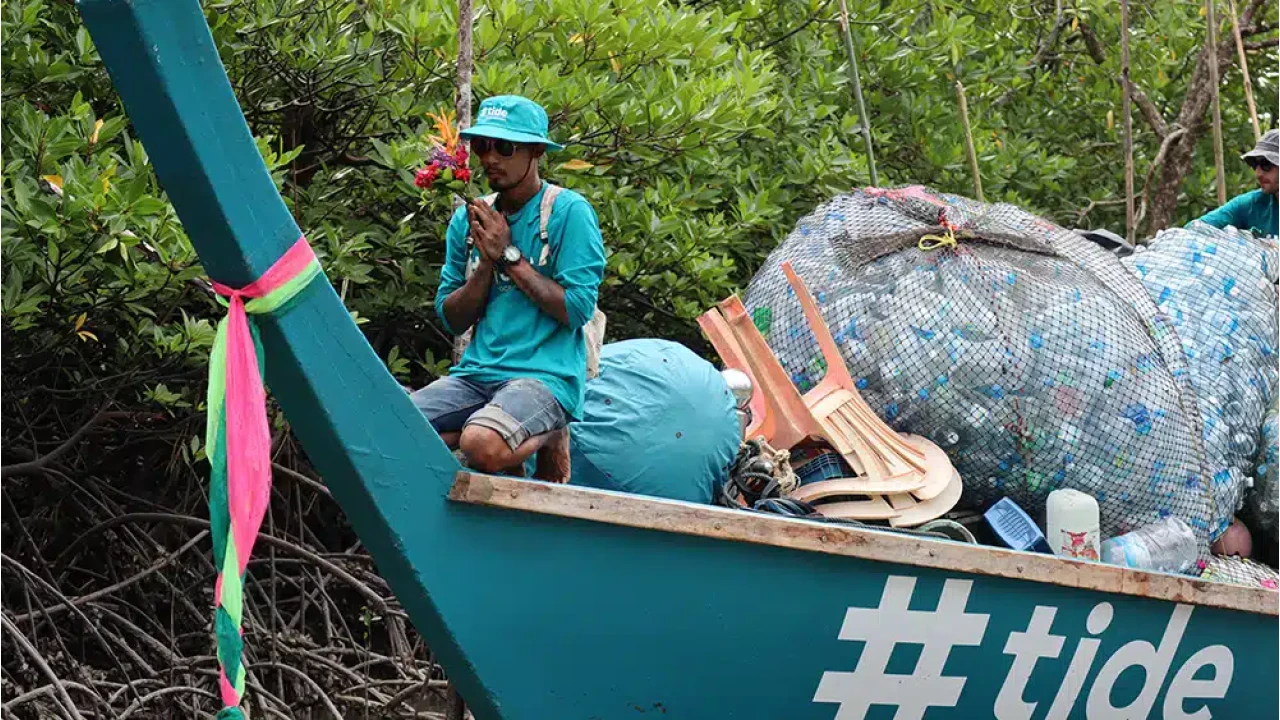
[1194,189,1279,238]
[434,184,606,420]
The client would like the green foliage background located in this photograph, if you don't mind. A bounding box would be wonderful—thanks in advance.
[2,0,1276,457]
[0,1,1275,712]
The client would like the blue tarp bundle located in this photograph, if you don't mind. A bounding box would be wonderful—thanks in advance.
[569,339,740,504]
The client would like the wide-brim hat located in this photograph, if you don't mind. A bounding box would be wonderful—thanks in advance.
[1241,129,1278,167]
[459,95,565,151]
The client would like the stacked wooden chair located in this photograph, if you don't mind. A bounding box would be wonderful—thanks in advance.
[698,262,962,527]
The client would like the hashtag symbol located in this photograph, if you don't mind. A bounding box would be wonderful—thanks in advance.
[814,576,990,720]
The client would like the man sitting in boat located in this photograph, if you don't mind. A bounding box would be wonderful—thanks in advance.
[411,95,607,482]
[1192,129,1278,238]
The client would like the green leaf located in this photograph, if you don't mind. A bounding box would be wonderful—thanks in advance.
[12,176,32,212]
[131,197,167,215]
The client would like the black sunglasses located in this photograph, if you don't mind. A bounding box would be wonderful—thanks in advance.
[469,137,521,157]
[1252,159,1275,172]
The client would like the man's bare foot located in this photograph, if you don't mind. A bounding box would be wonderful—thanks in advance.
[533,428,571,484]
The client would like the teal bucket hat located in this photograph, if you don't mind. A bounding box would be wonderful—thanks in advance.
[459,95,565,151]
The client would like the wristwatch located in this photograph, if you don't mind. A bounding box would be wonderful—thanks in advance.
[498,244,523,269]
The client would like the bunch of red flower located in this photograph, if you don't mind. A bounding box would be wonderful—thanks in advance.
[414,110,472,201]
[414,145,471,189]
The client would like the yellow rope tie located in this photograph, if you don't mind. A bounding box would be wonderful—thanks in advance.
[918,227,959,252]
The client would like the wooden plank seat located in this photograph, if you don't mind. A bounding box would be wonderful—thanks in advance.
[696,261,962,525]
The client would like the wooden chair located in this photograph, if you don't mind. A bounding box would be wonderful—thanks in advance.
[696,308,774,445]
[697,261,962,526]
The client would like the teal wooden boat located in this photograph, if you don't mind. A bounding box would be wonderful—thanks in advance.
[77,0,1278,717]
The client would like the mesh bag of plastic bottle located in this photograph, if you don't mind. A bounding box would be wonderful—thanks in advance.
[1196,554,1280,590]
[1251,410,1279,539]
[1121,223,1278,540]
[741,185,1219,547]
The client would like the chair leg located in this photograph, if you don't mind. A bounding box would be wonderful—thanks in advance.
[718,296,814,450]
[780,261,855,388]
[698,307,771,442]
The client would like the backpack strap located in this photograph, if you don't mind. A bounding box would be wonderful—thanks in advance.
[536,184,606,379]
[540,183,562,241]
[535,184,563,269]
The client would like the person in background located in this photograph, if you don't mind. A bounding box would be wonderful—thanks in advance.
[411,95,607,482]
[1193,129,1278,238]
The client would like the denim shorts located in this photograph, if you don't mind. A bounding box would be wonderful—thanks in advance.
[411,376,568,451]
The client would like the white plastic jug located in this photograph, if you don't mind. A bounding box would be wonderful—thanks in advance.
[1046,488,1100,561]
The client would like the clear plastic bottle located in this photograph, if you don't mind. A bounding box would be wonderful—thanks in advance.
[1101,516,1199,574]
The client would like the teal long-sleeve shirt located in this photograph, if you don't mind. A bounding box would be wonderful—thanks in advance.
[1193,189,1279,238]
[434,184,606,420]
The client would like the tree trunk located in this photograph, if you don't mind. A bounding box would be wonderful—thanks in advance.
[451,0,475,365]
[455,0,474,131]
[1147,51,1217,231]
[1145,0,1267,233]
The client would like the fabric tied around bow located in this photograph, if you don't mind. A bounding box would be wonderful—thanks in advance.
[205,237,321,719]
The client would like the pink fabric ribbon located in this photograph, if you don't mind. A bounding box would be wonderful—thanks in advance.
[210,237,316,579]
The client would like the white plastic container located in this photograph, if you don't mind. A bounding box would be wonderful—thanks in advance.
[1046,488,1100,561]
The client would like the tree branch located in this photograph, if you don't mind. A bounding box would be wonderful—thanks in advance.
[1239,0,1268,31]
[8,532,208,624]
[1078,21,1107,64]
[272,461,333,498]
[1,615,89,720]
[993,2,1069,106]
[116,687,219,720]
[50,512,394,615]
[756,0,835,50]
[1123,78,1168,139]
[1145,3,1264,232]
[1078,20,1168,139]
[1074,197,1127,226]
[1137,125,1189,233]
[2,553,147,705]
[241,661,344,720]
[1,406,110,478]
[1027,9,1070,70]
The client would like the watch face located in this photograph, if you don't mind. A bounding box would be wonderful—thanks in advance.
[503,245,522,263]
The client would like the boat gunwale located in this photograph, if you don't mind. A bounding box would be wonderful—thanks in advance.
[450,471,1278,617]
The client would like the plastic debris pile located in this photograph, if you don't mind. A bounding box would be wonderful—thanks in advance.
[1121,222,1278,540]
[1248,410,1279,543]
[742,186,1220,548]
[1196,554,1280,590]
